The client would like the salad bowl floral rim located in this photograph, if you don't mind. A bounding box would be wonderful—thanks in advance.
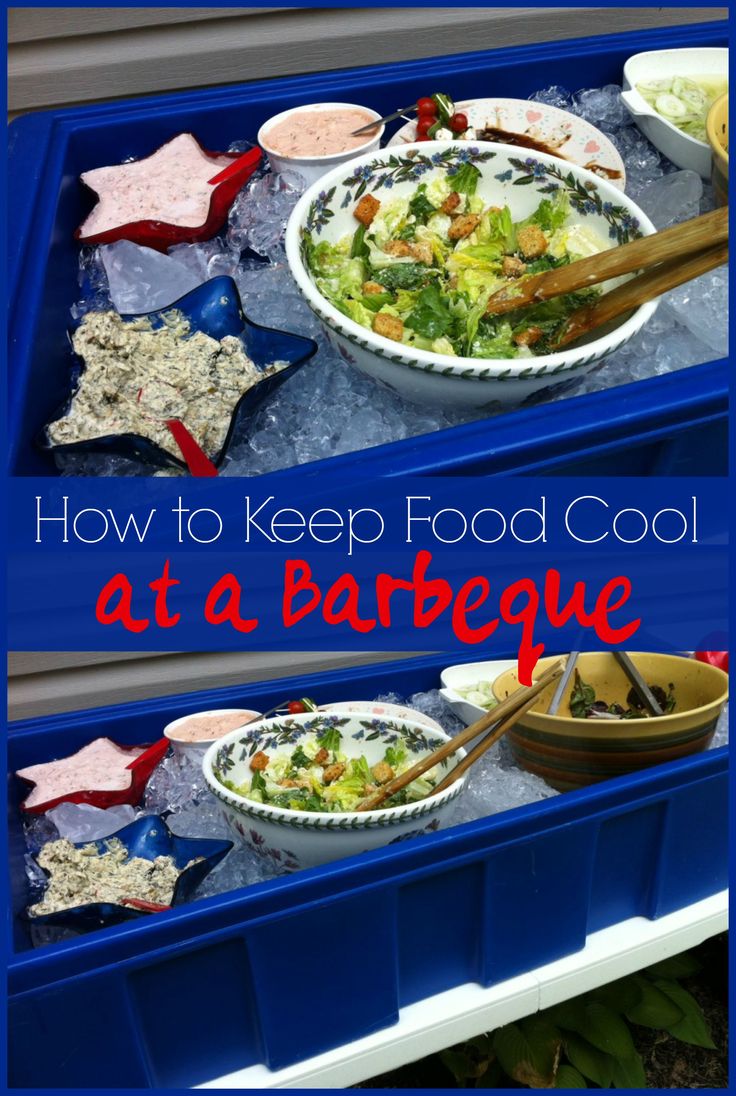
[286,141,658,381]
[203,714,467,831]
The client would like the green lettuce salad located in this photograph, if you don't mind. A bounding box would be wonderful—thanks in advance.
[224,726,439,813]
[303,164,609,359]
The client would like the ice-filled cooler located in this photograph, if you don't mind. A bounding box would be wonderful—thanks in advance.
[7,653,728,1087]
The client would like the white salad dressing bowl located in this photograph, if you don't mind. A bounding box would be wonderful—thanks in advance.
[258,102,384,186]
[164,708,261,762]
[285,141,658,410]
[440,660,519,726]
[203,711,468,869]
[621,48,728,178]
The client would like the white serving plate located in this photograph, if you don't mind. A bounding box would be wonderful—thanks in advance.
[319,700,444,733]
[388,97,626,191]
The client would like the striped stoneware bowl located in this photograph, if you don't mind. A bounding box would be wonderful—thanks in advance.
[493,653,728,791]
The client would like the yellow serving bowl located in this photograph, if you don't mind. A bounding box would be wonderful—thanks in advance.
[493,653,728,790]
[706,92,729,207]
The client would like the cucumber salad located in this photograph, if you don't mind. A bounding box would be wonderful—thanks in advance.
[303,165,609,359]
[635,75,727,143]
[224,726,440,813]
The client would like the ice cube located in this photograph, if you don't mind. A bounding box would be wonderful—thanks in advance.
[635,170,703,229]
[572,84,629,129]
[101,240,202,313]
[662,266,729,356]
[528,85,574,111]
[47,801,136,843]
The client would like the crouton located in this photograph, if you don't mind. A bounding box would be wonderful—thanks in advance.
[322,762,346,785]
[354,193,380,226]
[448,213,481,241]
[373,312,404,342]
[362,280,386,295]
[517,224,548,259]
[371,761,395,785]
[440,191,462,215]
[250,751,269,772]
[513,326,545,347]
[384,239,412,257]
[313,747,329,765]
[279,778,299,788]
[502,255,527,278]
[408,240,433,265]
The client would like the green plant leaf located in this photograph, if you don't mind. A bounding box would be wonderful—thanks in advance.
[563,1032,614,1087]
[555,1064,588,1088]
[610,1051,647,1088]
[654,979,716,1049]
[591,976,642,1015]
[475,1059,506,1088]
[579,1002,636,1058]
[624,974,684,1029]
[546,998,588,1033]
[440,1048,475,1086]
[493,1017,561,1087]
[644,952,702,980]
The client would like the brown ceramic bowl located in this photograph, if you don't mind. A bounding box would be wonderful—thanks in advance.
[706,92,729,207]
[492,653,728,790]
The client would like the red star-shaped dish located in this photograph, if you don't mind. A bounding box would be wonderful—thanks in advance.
[75,132,261,252]
[16,736,169,814]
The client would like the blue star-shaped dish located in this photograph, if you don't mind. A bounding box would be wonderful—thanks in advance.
[26,814,233,931]
[38,276,318,472]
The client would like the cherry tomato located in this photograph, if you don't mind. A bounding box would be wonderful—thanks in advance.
[287,699,307,714]
[416,116,434,137]
[417,97,437,117]
[449,112,469,133]
[694,651,729,673]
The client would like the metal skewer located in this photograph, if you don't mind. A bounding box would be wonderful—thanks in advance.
[613,651,664,716]
[546,651,579,715]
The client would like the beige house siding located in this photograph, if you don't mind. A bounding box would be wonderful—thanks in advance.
[7,651,423,720]
[8,7,727,117]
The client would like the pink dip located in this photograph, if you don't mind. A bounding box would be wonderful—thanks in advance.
[170,711,256,743]
[264,108,379,157]
[80,133,232,235]
[17,738,145,809]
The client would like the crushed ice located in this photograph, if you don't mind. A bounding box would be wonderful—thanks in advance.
[60,83,728,476]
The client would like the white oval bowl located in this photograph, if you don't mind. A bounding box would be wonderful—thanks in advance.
[203,711,467,869]
[164,708,261,761]
[285,140,658,410]
[388,98,626,190]
[621,48,728,179]
[440,660,519,726]
[258,102,385,186]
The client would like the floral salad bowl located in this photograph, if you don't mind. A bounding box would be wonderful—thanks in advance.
[285,141,657,410]
[203,712,468,869]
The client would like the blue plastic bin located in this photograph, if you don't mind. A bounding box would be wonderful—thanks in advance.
[7,653,728,1087]
[7,21,728,478]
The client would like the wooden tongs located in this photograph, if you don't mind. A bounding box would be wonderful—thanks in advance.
[485,206,728,349]
[356,659,564,811]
